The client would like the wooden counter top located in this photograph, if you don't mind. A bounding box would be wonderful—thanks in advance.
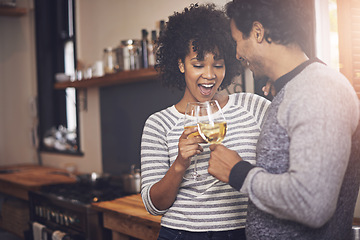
[92,194,161,240]
[0,164,76,200]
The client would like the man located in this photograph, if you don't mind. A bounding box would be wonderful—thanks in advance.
[208,0,360,239]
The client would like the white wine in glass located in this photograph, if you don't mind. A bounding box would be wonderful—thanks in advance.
[184,125,201,138]
[197,100,227,144]
[197,121,227,144]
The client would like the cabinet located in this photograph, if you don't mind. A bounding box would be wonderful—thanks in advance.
[0,7,27,16]
[92,194,161,240]
[54,68,158,89]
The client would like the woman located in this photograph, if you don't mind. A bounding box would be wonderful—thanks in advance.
[140,4,270,240]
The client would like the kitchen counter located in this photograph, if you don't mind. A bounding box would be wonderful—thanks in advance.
[0,164,358,239]
[0,164,77,239]
[92,194,360,240]
[92,194,161,240]
[0,164,76,200]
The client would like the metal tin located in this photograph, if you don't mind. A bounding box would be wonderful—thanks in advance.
[122,164,141,194]
[353,226,360,240]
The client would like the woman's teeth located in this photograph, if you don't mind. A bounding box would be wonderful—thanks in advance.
[198,83,214,95]
[200,84,214,88]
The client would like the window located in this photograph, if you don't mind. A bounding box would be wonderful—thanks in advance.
[35,0,81,154]
[315,0,339,69]
[336,0,360,98]
[315,0,360,98]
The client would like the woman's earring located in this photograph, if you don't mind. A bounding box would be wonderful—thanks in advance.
[179,63,185,73]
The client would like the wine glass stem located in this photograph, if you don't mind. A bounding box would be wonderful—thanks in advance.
[193,158,198,179]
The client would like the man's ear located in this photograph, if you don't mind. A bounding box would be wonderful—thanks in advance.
[178,59,185,73]
[252,21,265,43]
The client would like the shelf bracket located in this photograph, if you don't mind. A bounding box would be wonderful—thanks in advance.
[78,88,87,112]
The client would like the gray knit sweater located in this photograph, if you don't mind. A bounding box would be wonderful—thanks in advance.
[229,59,360,239]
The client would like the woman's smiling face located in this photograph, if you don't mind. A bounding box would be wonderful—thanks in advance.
[179,45,226,103]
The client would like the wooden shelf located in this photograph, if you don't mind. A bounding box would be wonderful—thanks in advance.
[54,68,159,89]
[0,7,27,17]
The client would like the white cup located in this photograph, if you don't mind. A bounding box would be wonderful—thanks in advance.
[92,61,104,77]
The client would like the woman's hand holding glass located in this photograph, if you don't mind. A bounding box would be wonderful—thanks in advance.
[178,126,204,167]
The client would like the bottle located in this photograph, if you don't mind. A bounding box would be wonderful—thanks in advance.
[159,20,165,37]
[147,30,156,67]
[141,29,149,68]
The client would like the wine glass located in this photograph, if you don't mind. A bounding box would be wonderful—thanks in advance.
[183,102,204,181]
[197,100,227,144]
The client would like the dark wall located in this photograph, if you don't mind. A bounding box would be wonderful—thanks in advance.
[100,79,183,176]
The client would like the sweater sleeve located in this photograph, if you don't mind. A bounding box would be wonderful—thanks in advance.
[241,68,360,227]
[228,93,271,189]
[140,113,169,216]
[229,161,255,190]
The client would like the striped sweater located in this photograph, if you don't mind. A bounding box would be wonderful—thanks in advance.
[140,93,270,232]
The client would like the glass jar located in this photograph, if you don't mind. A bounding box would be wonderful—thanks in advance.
[117,40,141,71]
[103,47,118,74]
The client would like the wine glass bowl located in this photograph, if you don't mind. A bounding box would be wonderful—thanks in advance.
[183,102,201,137]
[197,100,227,144]
[182,100,227,181]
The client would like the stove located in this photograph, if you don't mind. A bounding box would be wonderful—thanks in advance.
[39,182,125,205]
[28,181,128,240]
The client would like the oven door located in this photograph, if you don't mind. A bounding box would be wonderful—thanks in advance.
[31,221,82,240]
[28,191,109,240]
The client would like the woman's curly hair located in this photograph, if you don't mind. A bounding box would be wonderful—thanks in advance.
[226,0,312,53]
[155,3,242,91]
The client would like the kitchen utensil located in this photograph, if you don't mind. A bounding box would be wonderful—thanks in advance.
[353,226,360,240]
[122,165,141,194]
[77,172,112,187]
